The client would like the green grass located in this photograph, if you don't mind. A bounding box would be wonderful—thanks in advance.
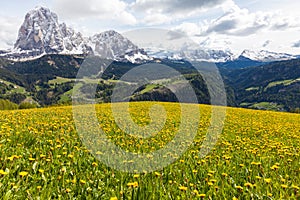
[0,79,27,94]
[48,77,74,85]
[245,87,259,91]
[264,77,300,91]
[139,84,159,94]
[250,102,284,111]
[0,102,299,199]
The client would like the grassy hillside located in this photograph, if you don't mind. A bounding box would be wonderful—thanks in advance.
[0,102,299,199]
[224,59,300,111]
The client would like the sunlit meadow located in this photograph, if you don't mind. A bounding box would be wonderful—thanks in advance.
[0,102,299,199]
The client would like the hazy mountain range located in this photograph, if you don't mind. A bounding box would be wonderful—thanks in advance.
[0,6,298,64]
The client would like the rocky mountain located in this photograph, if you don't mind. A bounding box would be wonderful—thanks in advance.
[0,6,150,63]
[146,47,298,64]
[88,30,151,62]
[145,48,235,63]
[0,6,297,65]
[239,50,296,62]
[13,6,90,56]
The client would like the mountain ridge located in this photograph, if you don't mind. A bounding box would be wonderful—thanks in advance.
[0,6,298,65]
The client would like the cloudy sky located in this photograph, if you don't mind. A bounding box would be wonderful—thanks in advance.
[1,0,300,54]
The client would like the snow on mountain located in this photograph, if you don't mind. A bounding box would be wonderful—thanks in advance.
[239,50,297,62]
[145,47,235,62]
[14,6,90,55]
[0,6,150,63]
[89,30,151,63]
[0,6,298,64]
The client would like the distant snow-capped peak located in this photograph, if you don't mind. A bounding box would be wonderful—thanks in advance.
[239,49,296,62]
[145,47,235,62]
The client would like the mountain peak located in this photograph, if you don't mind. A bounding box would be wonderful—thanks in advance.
[5,7,150,63]
[240,49,296,62]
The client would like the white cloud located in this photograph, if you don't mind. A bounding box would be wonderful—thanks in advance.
[132,0,226,14]
[131,0,227,25]
[53,0,137,25]
[0,16,22,49]
[202,7,300,36]
[142,13,171,25]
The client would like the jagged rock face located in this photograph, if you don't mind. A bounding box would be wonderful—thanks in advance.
[90,30,140,59]
[10,7,149,63]
[15,7,64,53]
[14,7,91,55]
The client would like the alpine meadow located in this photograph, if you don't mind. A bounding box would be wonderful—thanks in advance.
[1,1,300,200]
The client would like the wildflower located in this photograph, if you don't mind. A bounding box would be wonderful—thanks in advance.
[80,180,86,184]
[127,182,138,188]
[66,188,72,193]
[92,162,98,167]
[235,185,243,191]
[292,185,299,190]
[264,178,271,184]
[179,186,188,191]
[40,154,46,158]
[222,173,228,177]
[0,170,8,175]
[208,182,213,186]
[133,174,139,178]
[281,184,288,189]
[270,165,279,170]
[198,193,206,198]
[110,197,118,200]
[154,172,161,177]
[19,171,28,177]
[68,154,74,158]
[244,182,253,188]
[210,179,217,183]
[267,193,272,197]
[38,169,44,173]
[61,167,66,173]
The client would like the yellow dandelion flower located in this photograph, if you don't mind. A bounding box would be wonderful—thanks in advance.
[0,170,8,175]
[179,186,188,191]
[267,193,272,197]
[235,185,243,191]
[66,188,72,193]
[281,184,288,189]
[244,182,253,188]
[198,193,206,198]
[291,185,299,190]
[110,197,118,200]
[222,173,228,177]
[154,172,161,177]
[19,171,28,177]
[264,178,271,184]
